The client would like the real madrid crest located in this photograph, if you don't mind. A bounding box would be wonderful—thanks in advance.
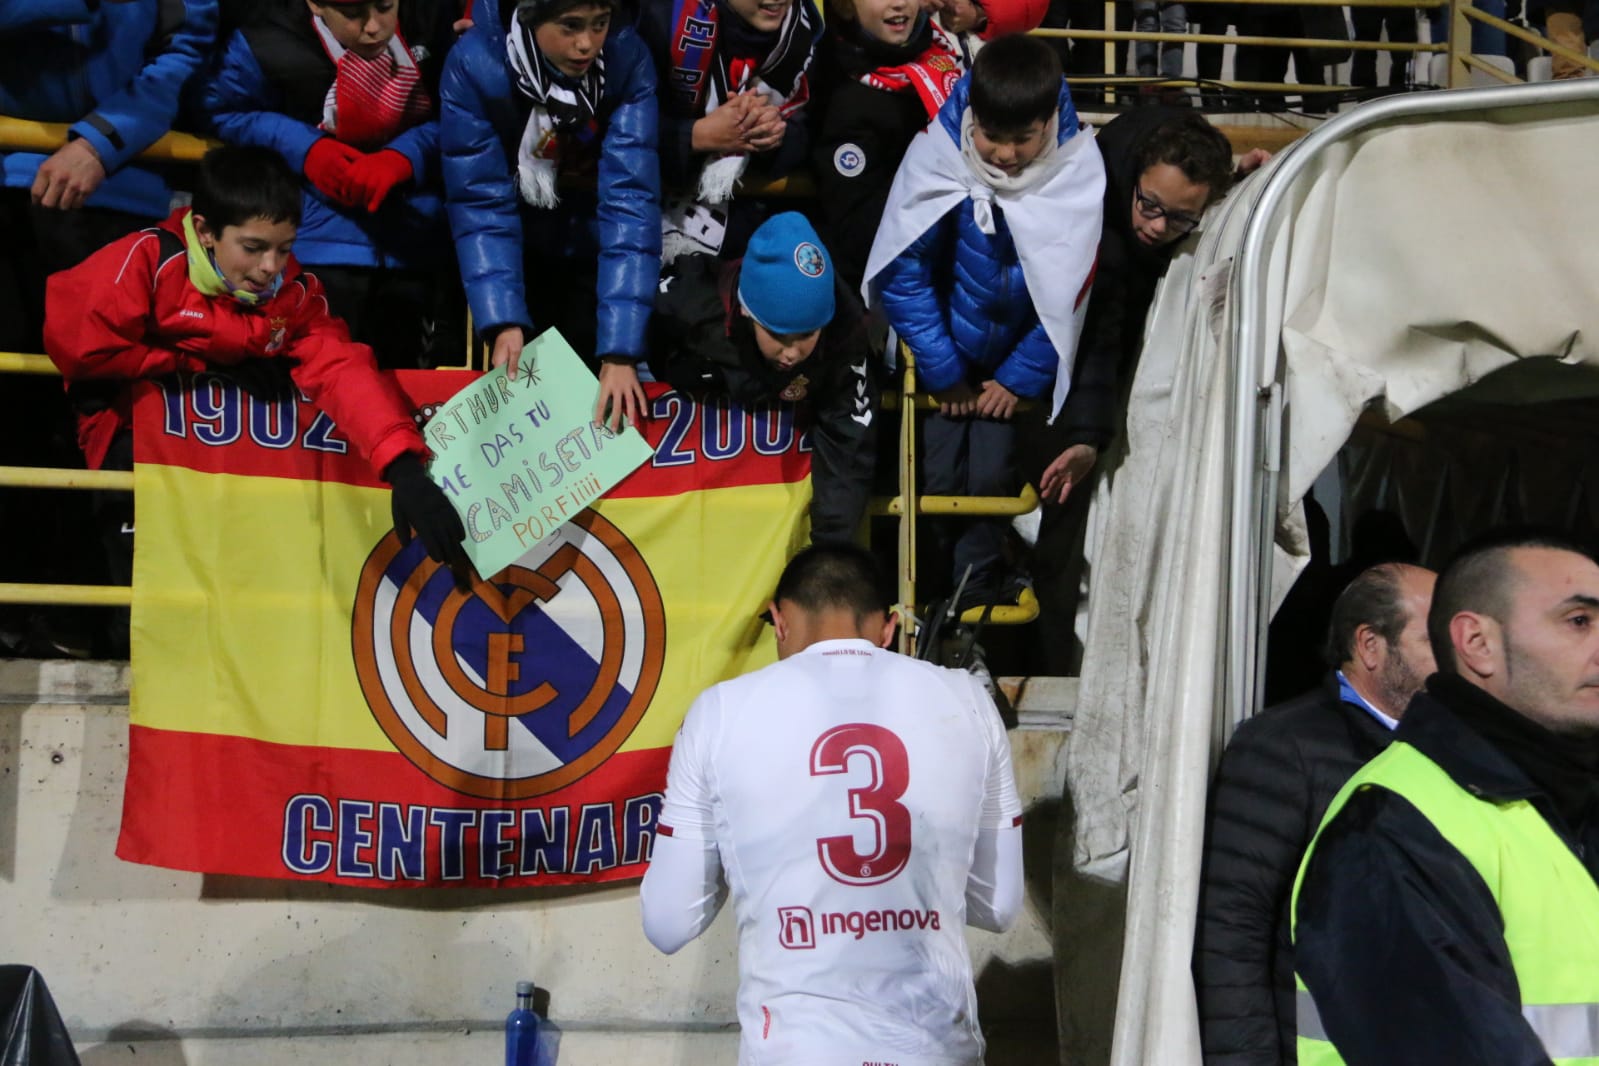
[352,510,667,800]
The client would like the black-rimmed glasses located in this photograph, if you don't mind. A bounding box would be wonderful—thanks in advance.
[1133,185,1202,235]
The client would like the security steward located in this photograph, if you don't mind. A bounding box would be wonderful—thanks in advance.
[1291,532,1599,1066]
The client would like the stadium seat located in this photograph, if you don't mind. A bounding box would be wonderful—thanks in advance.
[1428,52,1517,86]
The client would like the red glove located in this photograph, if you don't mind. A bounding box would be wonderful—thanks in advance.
[343,149,414,213]
[302,137,363,208]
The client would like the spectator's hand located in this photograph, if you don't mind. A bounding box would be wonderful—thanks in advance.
[31,138,106,210]
[209,356,301,404]
[1039,443,1098,505]
[453,16,474,32]
[933,382,977,418]
[491,326,527,380]
[741,103,786,154]
[386,453,473,591]
[691,96,754,153]
[302,137,364,208]
[595,357,647,433]
[1235,147,1272,177]
[975,379,1019,420]
[344,149,413,213]
[938,0,986,34]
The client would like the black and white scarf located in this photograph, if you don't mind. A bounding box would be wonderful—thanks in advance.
[506,6,606,208]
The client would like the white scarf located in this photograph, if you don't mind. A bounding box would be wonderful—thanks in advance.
[957,109,1059,234]
[862,107,1106,420]
[506,10,606,208]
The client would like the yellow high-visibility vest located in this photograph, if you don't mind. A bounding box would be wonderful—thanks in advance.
[1290,739,1599,1066]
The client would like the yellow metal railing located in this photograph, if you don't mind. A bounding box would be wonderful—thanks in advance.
[884,345,1043,654]
[1038,0,1599,98]
[0,353,133,605]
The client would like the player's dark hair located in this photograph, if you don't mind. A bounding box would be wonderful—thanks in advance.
[1427,528,1595,672]
[1133,112,1235,205]
[191,145,302,232]
[774,544,894,623]
[1322,563,1410,668]
[969,34,1062,135]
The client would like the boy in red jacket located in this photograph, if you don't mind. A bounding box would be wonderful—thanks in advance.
[44,144,469,604]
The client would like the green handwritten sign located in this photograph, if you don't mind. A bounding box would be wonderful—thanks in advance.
[422,330,653,580]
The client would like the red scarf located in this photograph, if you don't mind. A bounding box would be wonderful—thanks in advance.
[313,18,435,149]
[857,22,962,120]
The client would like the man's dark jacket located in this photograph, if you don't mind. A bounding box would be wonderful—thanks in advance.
[1294,674,1599,1066]
[648,253,875,545]
[1193,674,1395,1065]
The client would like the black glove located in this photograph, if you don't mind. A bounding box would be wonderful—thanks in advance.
[210,356,300,404]
[386,454,473,591]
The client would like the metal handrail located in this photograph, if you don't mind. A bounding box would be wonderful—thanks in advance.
[0,352,60,374]
[0,583,131,607]
[0,116,211,161]
[0,467,132,490]
[885,342,1045,651]
[1035,27,1443,53]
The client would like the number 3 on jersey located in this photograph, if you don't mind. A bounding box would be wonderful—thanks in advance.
[809,723,912,886]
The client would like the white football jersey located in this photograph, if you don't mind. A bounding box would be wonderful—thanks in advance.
[656,638,1023,1066]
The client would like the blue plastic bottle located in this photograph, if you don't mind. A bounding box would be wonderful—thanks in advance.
[505,980,540,1066]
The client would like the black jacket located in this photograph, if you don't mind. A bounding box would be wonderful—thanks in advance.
[1035,106,1193,460]
[808,20,945,291]
[1295,675,1599,1066]
[648,253,876,544]
[1193,674,1395,1066]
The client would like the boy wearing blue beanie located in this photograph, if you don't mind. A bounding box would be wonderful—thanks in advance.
[650,212,876,545]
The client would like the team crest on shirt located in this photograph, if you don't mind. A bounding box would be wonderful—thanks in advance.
[778,374,809,402]
[351,509,667,800]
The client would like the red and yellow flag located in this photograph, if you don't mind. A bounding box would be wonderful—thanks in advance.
[117,372,812,886]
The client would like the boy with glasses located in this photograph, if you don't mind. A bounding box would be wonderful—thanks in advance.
[1034,107,1248,508]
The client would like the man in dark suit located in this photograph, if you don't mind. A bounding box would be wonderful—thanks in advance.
[1192,561,1437,1065]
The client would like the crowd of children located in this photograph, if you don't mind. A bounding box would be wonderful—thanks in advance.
[2,0,1251,658]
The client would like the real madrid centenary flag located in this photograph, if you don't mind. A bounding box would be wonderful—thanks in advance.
[116,371,813,887]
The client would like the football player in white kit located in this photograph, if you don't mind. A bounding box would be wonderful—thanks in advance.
[641,544,1024,1065]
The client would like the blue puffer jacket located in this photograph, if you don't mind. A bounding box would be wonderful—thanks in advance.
[877,77,1080,399]
[0,0,217,218]
[441,0,661,359]
[202,1,455,268]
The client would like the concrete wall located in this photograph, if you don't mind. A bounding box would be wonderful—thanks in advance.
[0,661,1072,1065]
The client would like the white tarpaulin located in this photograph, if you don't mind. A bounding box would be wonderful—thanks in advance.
[1058,82,1599,1066]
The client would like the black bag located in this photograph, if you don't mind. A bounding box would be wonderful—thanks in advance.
[0,967,81,1066]
[1299,5,1354,65]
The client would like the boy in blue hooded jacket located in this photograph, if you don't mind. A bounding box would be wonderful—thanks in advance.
[441,0,661,430]
[864,33,1102,612]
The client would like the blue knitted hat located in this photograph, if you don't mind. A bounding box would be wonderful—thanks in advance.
[738,213,835,335]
